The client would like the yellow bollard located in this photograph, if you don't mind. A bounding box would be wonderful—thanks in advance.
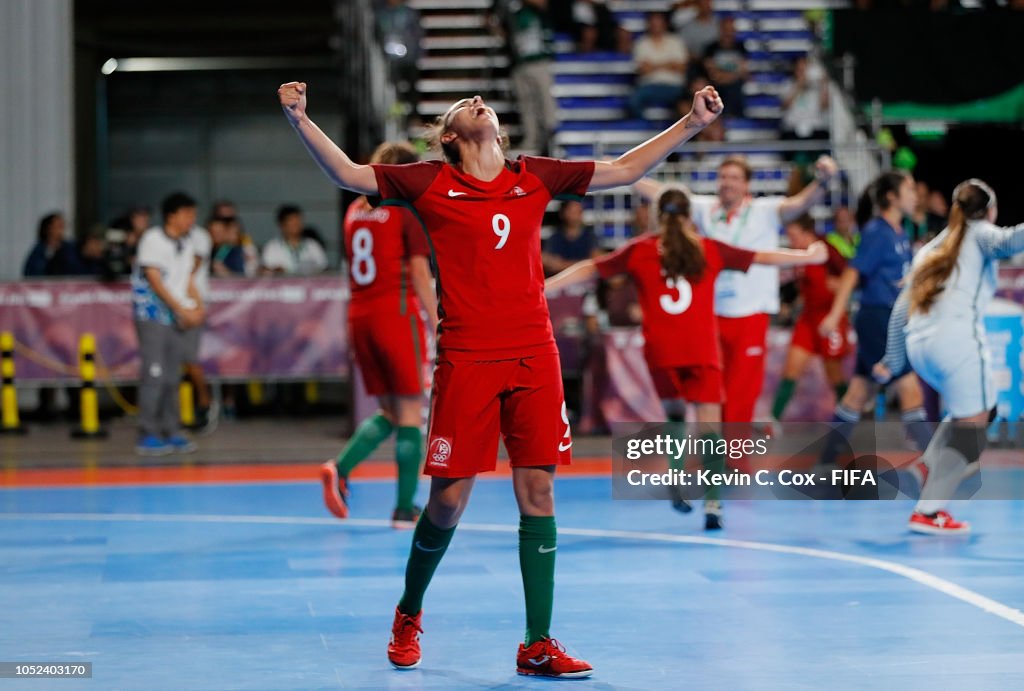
[71,333,108,439]
[0,332,26,435]
[179,369,195,427]
[247,380,264,406]
[304,380,319,406]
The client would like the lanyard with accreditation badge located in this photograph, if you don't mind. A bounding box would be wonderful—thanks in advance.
[710,200,753,301]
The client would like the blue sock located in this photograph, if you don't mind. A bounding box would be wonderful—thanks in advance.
[901,407,934,453]
[819,404,861,466]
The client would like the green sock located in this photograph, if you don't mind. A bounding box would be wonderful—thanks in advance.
[336,413,393,477]
[772,379,797,421]
[519,515,556,645]
[395,426,422,511]
[397,510,456,616]
[834,382,849,402]
[701,432,726,502]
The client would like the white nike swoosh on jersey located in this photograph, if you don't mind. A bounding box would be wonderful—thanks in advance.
[538,545,556,553]
[447,189,467,197]
[415,541,445,552]
[558,441,572,452]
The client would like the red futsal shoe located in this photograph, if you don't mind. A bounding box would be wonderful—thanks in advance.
[909,510,970,535]
[516,637,593,678]
[388,608,423,670]
[319,461,349,519]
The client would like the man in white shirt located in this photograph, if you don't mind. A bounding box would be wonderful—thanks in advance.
[261,204,329,275]
[637,154,838,428]
[131,192,203,455]
[629,11,688,120]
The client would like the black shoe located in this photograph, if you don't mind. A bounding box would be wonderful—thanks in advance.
[704,499,723,531]
[669,484,693,514]
[391,505,421,529]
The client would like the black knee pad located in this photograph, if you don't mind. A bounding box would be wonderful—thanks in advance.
[667,412,685,424]
[948,425,988,465]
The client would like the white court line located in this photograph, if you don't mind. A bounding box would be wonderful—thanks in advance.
[3,511,1023,630]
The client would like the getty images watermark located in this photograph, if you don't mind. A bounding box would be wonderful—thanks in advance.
[609,421,1011,501]
[623,433,873,490]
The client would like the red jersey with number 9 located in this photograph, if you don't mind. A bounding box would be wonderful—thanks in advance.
[595,234,755,368]
[372,156,594,360]
[343,197,430,319]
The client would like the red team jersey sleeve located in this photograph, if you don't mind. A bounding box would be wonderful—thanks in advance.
[372,161,443,203]
[520,156,595,198]
[593,238,638,278]
[709,238,756,273]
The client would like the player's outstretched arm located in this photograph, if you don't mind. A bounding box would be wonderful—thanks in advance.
[545,260,599,294]
[975,221,1024,259]
[753,240,829,267]
[279,82,378,195]
[589,86,724,192]
[777,156,839,223]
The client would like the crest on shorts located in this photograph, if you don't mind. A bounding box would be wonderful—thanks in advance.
[428,437,452,466]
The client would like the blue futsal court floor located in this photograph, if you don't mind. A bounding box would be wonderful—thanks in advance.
[2,474,1024,690]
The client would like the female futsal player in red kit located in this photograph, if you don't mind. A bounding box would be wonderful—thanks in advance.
[280,80,722,678]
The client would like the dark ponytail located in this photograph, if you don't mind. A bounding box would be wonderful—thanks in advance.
[657,187,705,280]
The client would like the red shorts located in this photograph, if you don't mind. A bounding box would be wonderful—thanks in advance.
[349,311,427,397]
[791,314,850,359]
[424,353,572,477]
[649,364,724,404]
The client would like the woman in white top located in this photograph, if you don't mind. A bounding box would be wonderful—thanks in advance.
[876,179,1024,534]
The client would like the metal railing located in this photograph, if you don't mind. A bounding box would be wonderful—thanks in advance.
[334,0,401,158]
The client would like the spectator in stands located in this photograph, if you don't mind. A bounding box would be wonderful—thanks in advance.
[74,230,107,277]
[132,192,203,455]
[927,188,949,221]
[904,181,948,245]
[493,0,558,154]
[261,204,329,275]
[212,200,260,276]
[209,213,247,277]
[23,212,83,277]
[704,16,748,118]
[376,0,423,121]
[780,54,830,154]
[566,0,631,54]
[104,206,150,277]
[672,0,719,77]
[542,200,600,275]
[630,12,689,120]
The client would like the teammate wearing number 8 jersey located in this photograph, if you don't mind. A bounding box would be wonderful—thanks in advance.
[546,188,827,529]
[280,79,723,678]
[320,142,439,528]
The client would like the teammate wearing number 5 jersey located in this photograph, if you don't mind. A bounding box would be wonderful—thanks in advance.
[280,79,723,678]
[546,188,827,530]
[320,142,439,529]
